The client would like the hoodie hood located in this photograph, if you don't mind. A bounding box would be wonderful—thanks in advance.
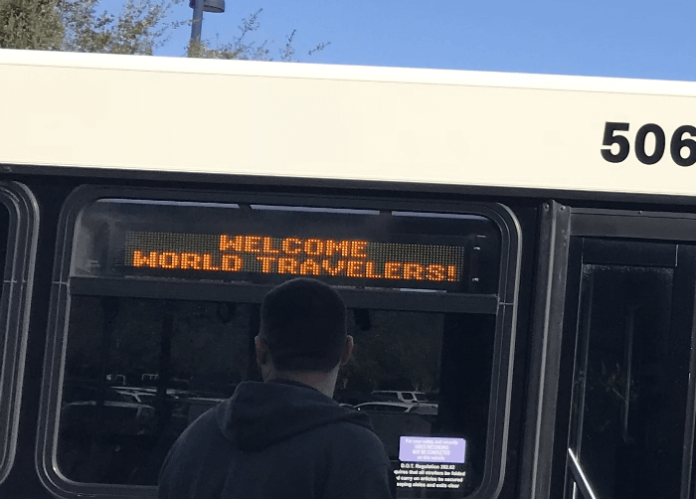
[216,380,373,452]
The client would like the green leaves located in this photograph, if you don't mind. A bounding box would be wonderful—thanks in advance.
[0,0,63,50]
[59,0,186,55]
[0,0,329,61]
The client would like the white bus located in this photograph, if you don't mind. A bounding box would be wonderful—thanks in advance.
[1,48,696,499]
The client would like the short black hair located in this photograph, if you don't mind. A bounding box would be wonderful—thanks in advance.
[259,278,347,373]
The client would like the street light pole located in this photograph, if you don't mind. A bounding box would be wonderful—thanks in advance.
[188,0,225,54]
[190,0,205,45]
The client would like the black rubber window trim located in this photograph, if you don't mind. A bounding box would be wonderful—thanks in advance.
[0,182,39,485]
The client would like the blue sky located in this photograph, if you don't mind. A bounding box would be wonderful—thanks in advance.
[133,0,696,81]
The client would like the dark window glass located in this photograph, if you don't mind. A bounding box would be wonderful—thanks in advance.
[0,201,14,482]
[58,296,495,497]
[0,204,10,307]
[568,265,685,498]
[0,183,39,486]
[51,195,514,498]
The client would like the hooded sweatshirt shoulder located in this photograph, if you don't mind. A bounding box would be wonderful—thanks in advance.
[158,381,395,499]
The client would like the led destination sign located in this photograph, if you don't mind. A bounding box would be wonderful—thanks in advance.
[124,232,466,284]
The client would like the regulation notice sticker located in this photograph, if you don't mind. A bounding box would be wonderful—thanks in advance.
[399,436,466,463]
[396,437,468,494]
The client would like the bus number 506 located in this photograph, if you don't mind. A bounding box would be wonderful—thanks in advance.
[601,122,696,166]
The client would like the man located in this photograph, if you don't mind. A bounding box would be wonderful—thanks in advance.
[158,278,395,499]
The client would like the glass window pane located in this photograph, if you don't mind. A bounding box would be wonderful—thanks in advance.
[0,201,14,482]
[570,265,684,498]
[0,183,38,486]
[0,204,10,305]
[58,296,495,498]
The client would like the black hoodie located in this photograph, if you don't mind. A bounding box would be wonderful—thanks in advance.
[158,380,395,499]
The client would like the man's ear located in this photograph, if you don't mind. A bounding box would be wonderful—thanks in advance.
[340,335,354,366]
[255,335,269,367]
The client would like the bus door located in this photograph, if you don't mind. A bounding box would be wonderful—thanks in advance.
[549,207,696,499]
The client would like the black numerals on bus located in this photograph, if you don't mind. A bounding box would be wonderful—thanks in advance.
[634,124,665,165]
[601,122,630,163]
[601,122,696,167]
[671,125,696,166]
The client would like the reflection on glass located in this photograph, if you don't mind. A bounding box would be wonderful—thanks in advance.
[58,297,495,498]
[0,204,10,334]
[0,201,12,479]
[0,204,8,288]
[570,265,685,499]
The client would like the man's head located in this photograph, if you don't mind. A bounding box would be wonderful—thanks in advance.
[256,278,353,380]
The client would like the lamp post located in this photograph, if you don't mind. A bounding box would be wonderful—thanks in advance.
[189,0,226,46]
